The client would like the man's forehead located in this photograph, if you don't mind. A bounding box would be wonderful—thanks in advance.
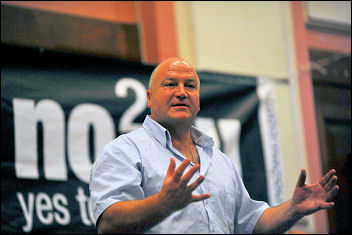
[159,57,192,67]
[159,60,196,73]
[154,60,198,79]
[149,57,200,88]
[168,59,193,69]
[162,77,198,82]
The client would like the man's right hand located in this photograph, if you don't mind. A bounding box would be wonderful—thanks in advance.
[158,158,211,213]
[97,158,210,233]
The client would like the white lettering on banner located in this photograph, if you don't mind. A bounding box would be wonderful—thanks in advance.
[115,78,147,133]
[17,192,35,233]
[75,187,93,226]
[11,77,246,232]
[17,192,71,232]
[13,78,245,185]
[67,104,115,183]
[36,193,54,225]
[87,194,95,224]
[52,193,71,225]
[13,78,244,183]
[13,98,66,180]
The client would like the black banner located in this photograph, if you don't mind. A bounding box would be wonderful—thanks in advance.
[1,45,275,233]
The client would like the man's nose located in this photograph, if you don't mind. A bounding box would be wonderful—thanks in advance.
[175,84,187,98]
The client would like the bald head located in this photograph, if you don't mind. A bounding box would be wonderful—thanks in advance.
[149,57,199,89]
[146,57,201,126]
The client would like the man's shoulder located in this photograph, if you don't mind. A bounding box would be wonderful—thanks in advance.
[108,126,150,147]
[96,127,149,163]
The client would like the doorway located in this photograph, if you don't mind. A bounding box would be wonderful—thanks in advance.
[310,50,351,233]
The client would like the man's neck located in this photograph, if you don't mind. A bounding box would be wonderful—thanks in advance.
[160,121,192,145]
[170,133,192,151]
[162,122,199,165]
[150,116,199,163]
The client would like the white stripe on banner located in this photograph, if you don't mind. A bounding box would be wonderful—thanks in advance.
[257,77,285,206]
[217,119,242,177]
[194,117,242,177]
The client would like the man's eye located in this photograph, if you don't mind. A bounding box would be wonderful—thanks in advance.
[185,84,195,89]
[165,83,176,87]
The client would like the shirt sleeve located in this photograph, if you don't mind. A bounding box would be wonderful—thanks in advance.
[89,135,145,225]
[233,165,270,234]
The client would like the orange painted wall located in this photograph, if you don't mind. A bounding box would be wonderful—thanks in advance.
[307,30,351,54]
[1,1,179,64]
[135,1,178,64]
[1,1,136,23]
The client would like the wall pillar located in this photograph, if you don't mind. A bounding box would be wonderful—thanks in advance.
[135,1,178,65]
[290,2,327,233]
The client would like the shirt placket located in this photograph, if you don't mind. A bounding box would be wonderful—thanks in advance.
[164,130,217,233]
[196,146,219,233]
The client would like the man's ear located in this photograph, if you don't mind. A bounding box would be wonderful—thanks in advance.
[147,89,152,108]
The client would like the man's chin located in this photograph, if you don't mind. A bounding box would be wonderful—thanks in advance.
[171,112,193,119]
[152,111,197,125]
[166,114,195,123]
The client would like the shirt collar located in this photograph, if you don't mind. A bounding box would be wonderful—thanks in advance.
[142,115,214,150]
[142,115,172,148]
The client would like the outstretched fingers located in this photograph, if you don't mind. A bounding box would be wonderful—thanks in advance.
[326,185,339,201]
[319,169,336,187]
[173,159,191,182]
[321,201,335,210]
[179,164,200,188]
[186,175,205,193]
[166,158,176,178]
[187,175,211,202]
[164,158,211,205]
[323,175,338,192]
[190,193,211,202]
[320,170,339,205]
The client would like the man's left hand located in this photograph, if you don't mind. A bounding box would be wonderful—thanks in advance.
[291,169,339,216]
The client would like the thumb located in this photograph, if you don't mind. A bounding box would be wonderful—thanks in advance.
[296,169,306,188]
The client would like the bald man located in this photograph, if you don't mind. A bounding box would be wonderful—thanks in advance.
[89,57,339,234]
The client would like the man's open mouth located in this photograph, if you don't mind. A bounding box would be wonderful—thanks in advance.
[171,103,189,107]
